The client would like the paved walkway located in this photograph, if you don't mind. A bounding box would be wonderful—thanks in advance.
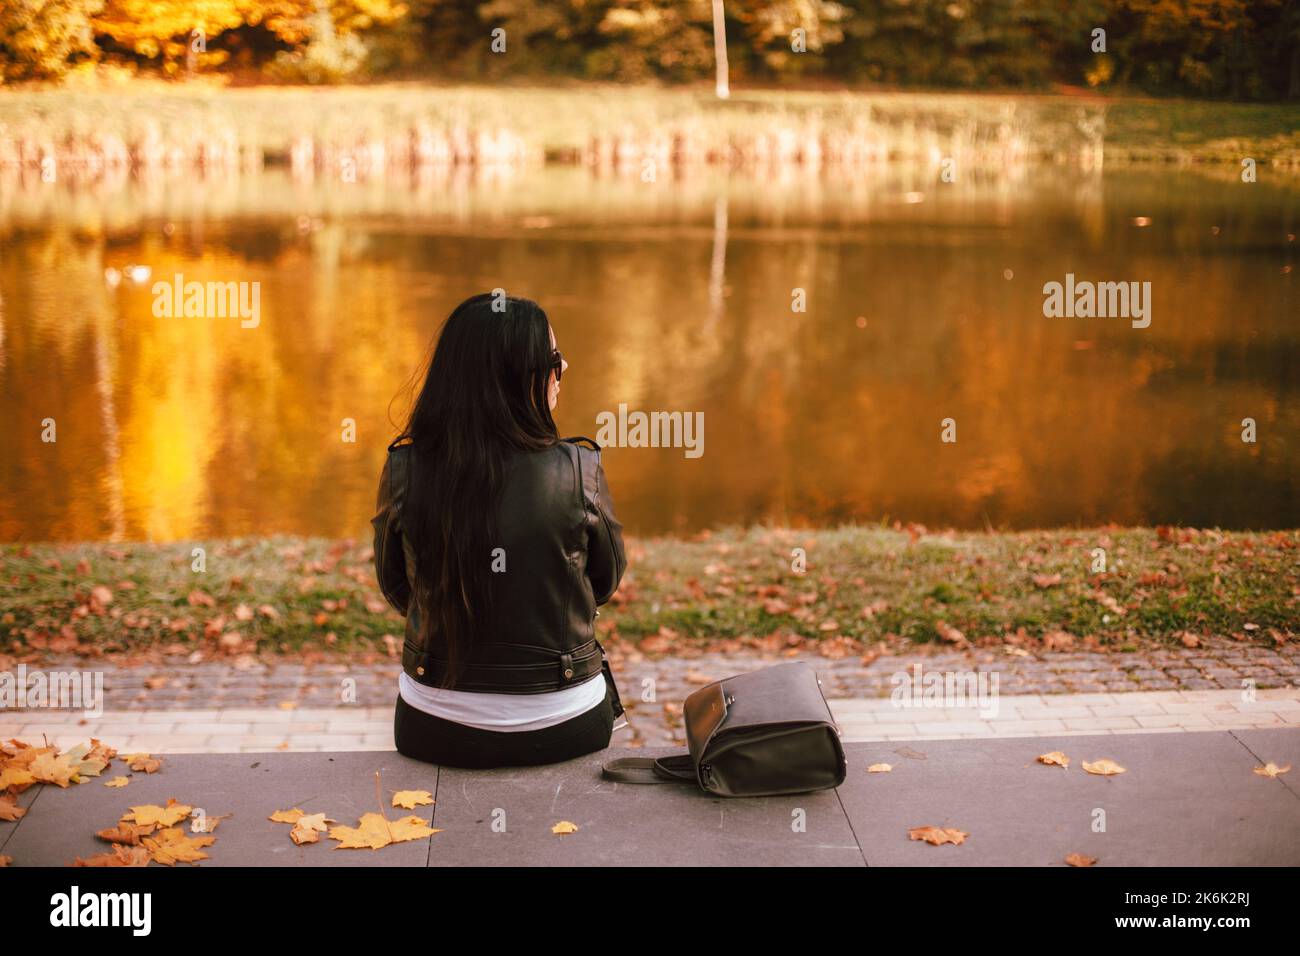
[4,688,1297,753]
[3,730,1297,866]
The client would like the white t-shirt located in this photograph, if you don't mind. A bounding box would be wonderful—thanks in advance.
[397,670,607,732]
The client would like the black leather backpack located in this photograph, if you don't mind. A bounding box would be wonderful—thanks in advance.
[601,661,847,797]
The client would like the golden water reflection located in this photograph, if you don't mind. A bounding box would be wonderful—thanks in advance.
[0,166,1295,541]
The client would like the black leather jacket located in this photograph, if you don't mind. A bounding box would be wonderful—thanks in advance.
[370,435,627,695]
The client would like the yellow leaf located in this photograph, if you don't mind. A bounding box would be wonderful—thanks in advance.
[1082,759,1126,776]
[392,790,434,810]
[1253,763,1291,779]
[866,763,892,773]
[269,808,304,823]
[1037,751,1070,769]
[122,753,161,773]
[908,825,968,846]
[552,821,579,835]
[122,799,192,828]
[28,750,78,787]
[0,794,26,821]
[104,776,131,788]
[0,767,36,791]
[329,812,396,849]
[141,826,214,866]
[1065,853,1098,867]
[329,812,437,850]
[289,812,334,845]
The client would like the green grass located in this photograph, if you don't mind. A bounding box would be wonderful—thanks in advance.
[1,526,1295,663]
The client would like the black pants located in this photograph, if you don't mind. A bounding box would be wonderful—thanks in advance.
[394,681,615,769]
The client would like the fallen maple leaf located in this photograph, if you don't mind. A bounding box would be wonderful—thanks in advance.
[1253,763,1291,779]
[122,753,161,773]
[867,763,892,773]
[552,821,579,835]
[0,855,10,867]
[908,825,968,846]
[290,812,333,845]
[142,826,214,866]
[122,799,192,828]
[103,776,130,788]
[75,845,151,867]
[1065,853,1098,867]
[329,812,438,850]
[392,790,434,810]
[0,794,26,821]
[95,822,156,845]
[269,808,305,824]
[1037,751,1070,769]
[1082,759,1126,776]
[0,767,36,792]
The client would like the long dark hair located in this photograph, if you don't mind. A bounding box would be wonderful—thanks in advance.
[395,292,560,688]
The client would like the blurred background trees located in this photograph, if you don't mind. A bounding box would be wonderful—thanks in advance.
[0,0,1296,98]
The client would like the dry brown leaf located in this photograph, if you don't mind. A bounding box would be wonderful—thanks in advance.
[0,794,26,821]
[142,826,214,866]
[552,821,579,835]
[123,753,161,773]
[95,822,156,845]
[1253,763,1292,779]
[866,763,892,773]
[391,790,434,810]
[908,825,968,846]
[1037,751,1070,769]
[75,844,151,867]
[1065,853,1098,867]
[1082,759,1126,776]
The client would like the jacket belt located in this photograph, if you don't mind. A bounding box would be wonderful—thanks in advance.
[402,639,605,694]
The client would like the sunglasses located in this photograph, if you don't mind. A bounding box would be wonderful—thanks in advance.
[549,349,564,382]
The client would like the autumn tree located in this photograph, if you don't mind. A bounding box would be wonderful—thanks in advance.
[0,0,105,82]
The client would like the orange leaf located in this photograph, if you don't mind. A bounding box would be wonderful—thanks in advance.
[1037,751,1070,769]
[908,825,968,846]
[1082,759,1126,776]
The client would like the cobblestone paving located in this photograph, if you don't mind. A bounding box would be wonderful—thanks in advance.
[14,640,1299,710]
[5,641,1296,749]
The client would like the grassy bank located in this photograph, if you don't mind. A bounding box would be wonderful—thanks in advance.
[0,84,1296,172]
[1,526,1295,665]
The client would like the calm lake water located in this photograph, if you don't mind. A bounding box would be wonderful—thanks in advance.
[0,165,1295,542]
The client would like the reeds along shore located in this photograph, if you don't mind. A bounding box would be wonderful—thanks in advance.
[0,87,1119,177]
